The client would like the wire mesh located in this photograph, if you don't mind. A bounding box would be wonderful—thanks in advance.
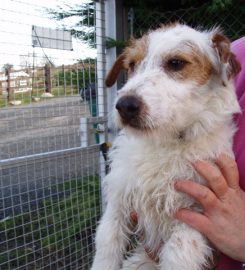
[0,0,106,269]
[129,3,245,40]
[101,1,245,268]
[0,149,101,269]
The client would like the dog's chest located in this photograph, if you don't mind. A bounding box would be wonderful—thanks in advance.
[122,152,192,216]
[108,139,200,244]
[108,136,198,221]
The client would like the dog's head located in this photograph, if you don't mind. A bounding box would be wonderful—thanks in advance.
[106,24,241,140]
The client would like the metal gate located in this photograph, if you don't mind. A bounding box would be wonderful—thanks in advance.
[0,1,107,269]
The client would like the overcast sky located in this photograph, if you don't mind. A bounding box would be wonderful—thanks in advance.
[0,0,96,69]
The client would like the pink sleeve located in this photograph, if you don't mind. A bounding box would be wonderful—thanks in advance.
[216,37,245,270]
[232,36,245,191]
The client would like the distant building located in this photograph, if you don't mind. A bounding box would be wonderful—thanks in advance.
[0,70,32,94]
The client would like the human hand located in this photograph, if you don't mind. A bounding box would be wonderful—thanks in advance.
[175,154,245,262]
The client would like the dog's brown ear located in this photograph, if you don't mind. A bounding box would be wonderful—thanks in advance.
[212,32,241,79]
[105,54,125,87]
[227,52,241,78]
[212,32,231,63]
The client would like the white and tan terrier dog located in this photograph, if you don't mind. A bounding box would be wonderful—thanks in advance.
[91,23,241,270]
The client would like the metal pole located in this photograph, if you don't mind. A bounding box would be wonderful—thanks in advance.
[105,0,118,143]
[6,67,12,102]
[96,0,107,212]
[129,8,134,37]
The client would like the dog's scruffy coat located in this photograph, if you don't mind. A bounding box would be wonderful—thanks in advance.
[91,24,241,270]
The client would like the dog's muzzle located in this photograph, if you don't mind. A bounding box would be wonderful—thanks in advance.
[115,96,142,126]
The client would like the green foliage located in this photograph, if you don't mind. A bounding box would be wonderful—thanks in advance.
[207,0,233,11]
[80,58,96,65]
[55,58,96,87]
[0,175,101,270]
[123,0,237,10]
[106,37,127,49]
[131,0,245,41]
[0,60,97,107]
[123,0,208,11]
[106,0,244,50]
[46,1,95,47]
[56,64,95,89]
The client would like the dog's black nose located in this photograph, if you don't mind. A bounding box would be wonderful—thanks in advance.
[116,96,141,120]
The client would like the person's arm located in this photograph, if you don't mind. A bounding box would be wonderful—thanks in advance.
[175,154,245,262]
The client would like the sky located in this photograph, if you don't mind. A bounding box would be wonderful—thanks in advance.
[0,0,96,69]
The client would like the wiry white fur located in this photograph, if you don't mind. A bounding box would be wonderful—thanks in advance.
[91,24,240,270]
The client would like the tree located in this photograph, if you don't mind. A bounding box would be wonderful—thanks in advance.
[124,0,245,41]
[123,0,238,11]
[2,63,13,72]
[46,0,95,47]
[123,0,208,12]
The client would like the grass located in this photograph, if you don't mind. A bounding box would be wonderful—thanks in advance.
[0,175,101,270]
[0,86,81,108]
[0,63,94,108]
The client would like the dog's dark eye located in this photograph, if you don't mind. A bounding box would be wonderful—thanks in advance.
[167,59,187,71]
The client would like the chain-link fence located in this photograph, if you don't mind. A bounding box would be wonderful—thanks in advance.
[128,2,245,41]
[0,0,244,269]
[0,1,106,269]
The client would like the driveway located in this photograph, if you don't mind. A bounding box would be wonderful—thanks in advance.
[0,96,101,219]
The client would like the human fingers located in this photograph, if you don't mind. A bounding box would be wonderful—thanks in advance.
[175,208,212,236]
[215,154,239,189]
[192,160,228,200]
[175,180,217,211]
[176,191,245,262]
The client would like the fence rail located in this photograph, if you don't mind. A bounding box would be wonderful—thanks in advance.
[0,145,100,168]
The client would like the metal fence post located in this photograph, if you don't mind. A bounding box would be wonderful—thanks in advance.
[44,64,52,93]
[105,0,128,142]
[80,117,89,147]
[62,64,66,95]
[6,67,13,101]
[96,0,107,212]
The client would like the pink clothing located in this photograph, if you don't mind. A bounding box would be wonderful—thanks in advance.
[233,36,245,192]
[217,37,245,270]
